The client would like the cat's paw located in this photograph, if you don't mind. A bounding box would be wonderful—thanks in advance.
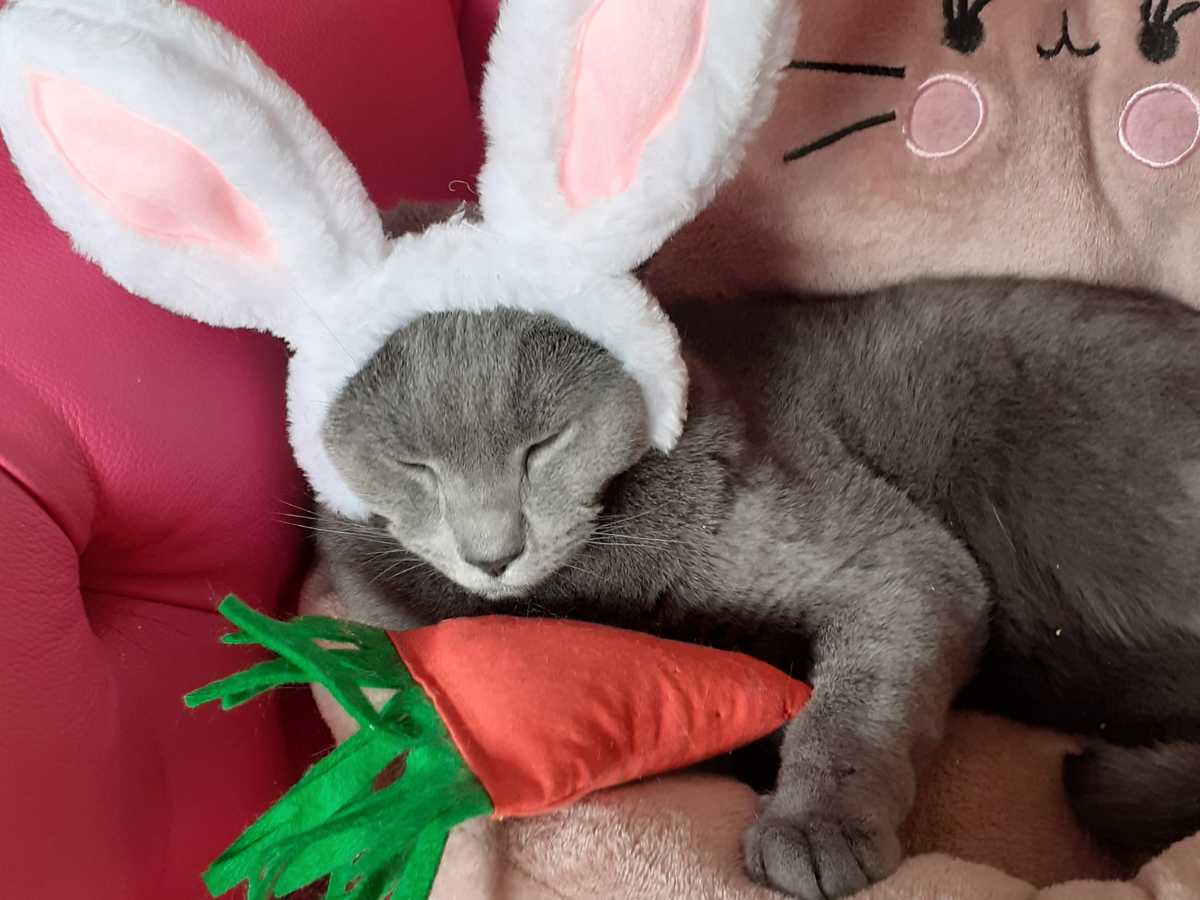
[743,800,901,899]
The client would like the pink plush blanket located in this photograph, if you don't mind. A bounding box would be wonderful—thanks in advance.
[646,0,1200,311]
[427,713,1200,900]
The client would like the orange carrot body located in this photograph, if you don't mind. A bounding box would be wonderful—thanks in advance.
[391,616,812,818]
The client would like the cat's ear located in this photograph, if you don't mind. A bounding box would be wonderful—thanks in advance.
[0,0,386,344]
[475,0,798,276]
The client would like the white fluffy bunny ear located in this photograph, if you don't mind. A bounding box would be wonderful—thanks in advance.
[0,0,395,520]
[0,0,385,342]
[477,0,798,275]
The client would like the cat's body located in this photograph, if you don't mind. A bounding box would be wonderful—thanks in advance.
[318,278,1200,899]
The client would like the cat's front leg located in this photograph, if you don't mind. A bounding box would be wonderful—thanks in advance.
[738,467,987,899]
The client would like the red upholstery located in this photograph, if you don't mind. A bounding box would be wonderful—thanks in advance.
[0,1,494,897]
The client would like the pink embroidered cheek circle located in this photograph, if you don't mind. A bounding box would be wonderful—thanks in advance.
[1119,83,1200,168]
[905,74,986,159]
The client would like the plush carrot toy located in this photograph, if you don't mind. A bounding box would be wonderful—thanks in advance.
[186,597,812,900]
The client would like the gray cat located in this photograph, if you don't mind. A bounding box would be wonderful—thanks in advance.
[316,267,1200,898]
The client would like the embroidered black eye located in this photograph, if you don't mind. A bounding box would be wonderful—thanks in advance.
[1139,0,1199,63]
[943,0,996,56]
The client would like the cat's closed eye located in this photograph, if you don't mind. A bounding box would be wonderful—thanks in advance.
[390,459,437,489]
[523,423,576,475]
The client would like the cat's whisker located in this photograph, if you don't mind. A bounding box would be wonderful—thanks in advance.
[287,522,399,545]
[595,502,677,527]
[369,559,430,586]
[585,541,684,552]
[560,560,599,580]
[362,547,408,564]
[587,539,672,550]
[586,531,691,547]
[270,512,319,526]
[588,533,689,545]
[272,510,315,522]
[523,600,555,618]
[271,516,325,533]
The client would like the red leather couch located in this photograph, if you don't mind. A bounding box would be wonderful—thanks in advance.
[0,1,496,896]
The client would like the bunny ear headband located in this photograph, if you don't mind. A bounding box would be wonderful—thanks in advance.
[0,0,798,520]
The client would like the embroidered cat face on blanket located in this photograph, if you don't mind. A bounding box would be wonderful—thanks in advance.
[648,0,1200,307]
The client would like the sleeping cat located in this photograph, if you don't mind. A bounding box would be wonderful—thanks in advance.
[315,271,1200,899]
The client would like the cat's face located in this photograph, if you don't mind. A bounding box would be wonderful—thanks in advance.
[322,309,650,598]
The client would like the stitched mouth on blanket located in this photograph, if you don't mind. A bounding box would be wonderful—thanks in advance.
[646,0,1200,310]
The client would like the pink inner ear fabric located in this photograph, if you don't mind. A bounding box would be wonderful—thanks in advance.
[559,0,708,210]
[1119,83,1200,169]
[27,71,274,261]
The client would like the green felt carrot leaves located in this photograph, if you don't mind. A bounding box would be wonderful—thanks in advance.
[185,598,491,900]
[187,597,812,900]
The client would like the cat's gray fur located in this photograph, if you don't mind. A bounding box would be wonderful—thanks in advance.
[317,271,1200,898]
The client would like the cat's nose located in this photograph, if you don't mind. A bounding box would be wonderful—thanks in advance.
[447,490,527,579]
[465,545,525,578]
